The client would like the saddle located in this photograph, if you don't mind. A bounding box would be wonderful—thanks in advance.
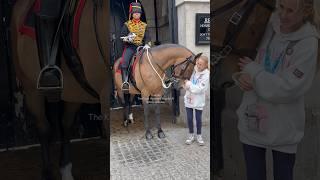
[19,0,85,48]
[118,48,145,93]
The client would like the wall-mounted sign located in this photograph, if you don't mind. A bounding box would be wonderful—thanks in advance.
[195,13,210,45]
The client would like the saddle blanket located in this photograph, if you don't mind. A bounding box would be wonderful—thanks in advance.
[19,0,86,49]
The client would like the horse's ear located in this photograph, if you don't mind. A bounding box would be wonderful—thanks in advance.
[194,53,203,61]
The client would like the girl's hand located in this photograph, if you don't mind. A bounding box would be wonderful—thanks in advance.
[184,80,191,89]
[238,56,253,70]
[238,73,253,91]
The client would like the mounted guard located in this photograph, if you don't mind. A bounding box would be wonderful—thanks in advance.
[120,1,151,93]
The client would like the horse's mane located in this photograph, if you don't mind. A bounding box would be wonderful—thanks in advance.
[151,43,194,55]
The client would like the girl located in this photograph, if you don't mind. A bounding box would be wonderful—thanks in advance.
[184,56,210,146]
[233,0,320,179]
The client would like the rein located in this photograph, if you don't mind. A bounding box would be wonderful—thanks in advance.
[144,46,173,89]
[141,46,195,89]
[171,55,195,79]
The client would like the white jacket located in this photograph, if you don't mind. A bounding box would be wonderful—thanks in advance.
[184,67,210,110]
[235,13,319,153]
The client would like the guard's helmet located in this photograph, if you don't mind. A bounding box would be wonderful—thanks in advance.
[129,2,142,14]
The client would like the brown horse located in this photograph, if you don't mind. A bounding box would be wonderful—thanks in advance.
[211,0,275,174]
[113,44,201,129]
[10,0,109,179]
[212,0,276,87]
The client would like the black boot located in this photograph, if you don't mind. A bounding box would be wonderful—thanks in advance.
[35,14,62,101]
[157,129,166,139]
[121,68,129,93]
[145,130,153,140]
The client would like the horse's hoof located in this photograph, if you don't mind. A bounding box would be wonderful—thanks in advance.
[158,129,166,139]
[60,163,74,180]
[145,130,153,140]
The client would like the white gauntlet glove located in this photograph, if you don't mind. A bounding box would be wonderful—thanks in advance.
[143,44,151,49]
[120,33,136,43]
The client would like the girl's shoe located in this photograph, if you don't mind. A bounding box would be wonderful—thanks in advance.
[197,135,204,146]
[185,134,194,145]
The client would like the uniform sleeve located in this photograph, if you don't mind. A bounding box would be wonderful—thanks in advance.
[243,37,318,103]
[121,23,135,46]
[120,23,129,37]
[187,72,210,94]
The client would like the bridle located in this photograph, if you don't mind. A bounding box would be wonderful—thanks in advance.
[211,0,275,76]
[171,55,196,80]
[171,52,203,80]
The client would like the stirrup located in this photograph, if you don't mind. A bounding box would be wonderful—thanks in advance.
[37,65,63,102]
[121,81,130,92]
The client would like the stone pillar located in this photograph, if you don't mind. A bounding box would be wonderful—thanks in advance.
[175,0,210,125]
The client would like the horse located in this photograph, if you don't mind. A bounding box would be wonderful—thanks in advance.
[211,0,275,174]
[10,0,110,179]
[113,44,202,136]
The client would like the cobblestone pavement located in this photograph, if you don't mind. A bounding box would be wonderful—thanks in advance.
[0,138,106,180]
[110,105,210,180]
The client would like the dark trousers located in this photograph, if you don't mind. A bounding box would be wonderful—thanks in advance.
[39,0,63,18]
[186,107,202,134]
[121,45,137,69]
[243,144,296,180]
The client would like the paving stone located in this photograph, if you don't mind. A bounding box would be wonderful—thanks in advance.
[110,105,210,179]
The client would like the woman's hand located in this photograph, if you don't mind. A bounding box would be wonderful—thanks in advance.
[238,73,253,91]
[183,80,190,89]
[238,56,253,70]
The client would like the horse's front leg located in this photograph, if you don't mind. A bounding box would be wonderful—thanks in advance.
[25,90,54,180]
[59,102,81,180]
[122,93,131,127]
[142,98,153,140]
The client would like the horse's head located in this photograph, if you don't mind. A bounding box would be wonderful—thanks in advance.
[212,0,275,88]
[172,52,203,88]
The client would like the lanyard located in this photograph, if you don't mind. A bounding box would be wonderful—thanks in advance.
[191,71,203,85]
[263,32,286,74]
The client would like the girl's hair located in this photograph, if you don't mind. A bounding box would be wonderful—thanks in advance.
[198,56,209,69]
[277,0,320,32]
